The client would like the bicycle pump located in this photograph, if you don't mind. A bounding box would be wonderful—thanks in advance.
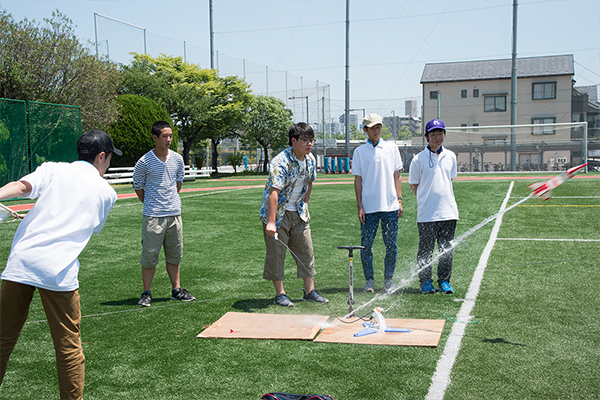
[337,245,364,317]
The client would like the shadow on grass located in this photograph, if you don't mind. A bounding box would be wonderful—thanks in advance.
[482,337,526,346]
[231,298,274,312]
[100,297,173,306]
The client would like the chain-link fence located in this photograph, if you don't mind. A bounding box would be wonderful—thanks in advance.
[0,98,81,187]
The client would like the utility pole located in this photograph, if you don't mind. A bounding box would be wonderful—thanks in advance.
[510,0,518,171]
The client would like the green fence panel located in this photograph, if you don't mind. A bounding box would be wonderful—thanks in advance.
[0,99,28,187]
[28,101,81,171]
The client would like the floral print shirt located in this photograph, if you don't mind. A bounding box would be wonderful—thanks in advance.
[259,147,316,228]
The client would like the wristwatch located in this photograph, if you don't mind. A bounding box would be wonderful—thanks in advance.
[397,196,402,200]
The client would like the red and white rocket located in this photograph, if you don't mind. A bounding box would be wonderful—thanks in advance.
[527,163,588,201]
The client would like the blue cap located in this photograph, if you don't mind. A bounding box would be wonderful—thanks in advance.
[425,119,445,133]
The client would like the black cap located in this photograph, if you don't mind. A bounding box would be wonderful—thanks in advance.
[77,130,122,157]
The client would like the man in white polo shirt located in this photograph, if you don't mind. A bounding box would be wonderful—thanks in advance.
[352,113,403,293]
[133,121,195,307]
[0,130,120,399]
[408,118,459,295]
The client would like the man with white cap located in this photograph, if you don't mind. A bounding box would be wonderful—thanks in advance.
[352,113,403,293]
[408,118,459,295]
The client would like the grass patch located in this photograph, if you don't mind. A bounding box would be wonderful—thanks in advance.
[0,173,598,399]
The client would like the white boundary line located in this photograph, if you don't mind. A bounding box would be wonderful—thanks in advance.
[426,181,514,400]
[498,238,600,242]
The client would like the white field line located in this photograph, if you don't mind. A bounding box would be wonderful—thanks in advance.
[498,238,600,242]
[426,182,514,400]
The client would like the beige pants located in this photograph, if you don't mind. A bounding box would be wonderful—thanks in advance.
[0,280,84,400]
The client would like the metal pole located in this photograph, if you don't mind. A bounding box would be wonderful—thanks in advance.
[305,96,309,126]
[344,0,350,156]
[183,41,186,63]
[94,13,99,59]
[209,0,214,69]
[510,0,519,171]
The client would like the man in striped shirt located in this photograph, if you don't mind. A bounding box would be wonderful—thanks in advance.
[133,121,195,307]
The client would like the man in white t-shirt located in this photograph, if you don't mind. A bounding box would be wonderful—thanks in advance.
[352,113,403,293]
[408,118,459,295]
[133,121,195,307]
[0,130,120,399]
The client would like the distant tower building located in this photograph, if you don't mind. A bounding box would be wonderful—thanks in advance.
[405,100,417,118]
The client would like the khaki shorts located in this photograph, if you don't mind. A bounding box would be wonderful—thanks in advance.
[263,211,315,281]
[140,215,183,269]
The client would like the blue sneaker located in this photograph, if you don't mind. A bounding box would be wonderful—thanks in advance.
[439,280,454,294]
[420,279,435,294]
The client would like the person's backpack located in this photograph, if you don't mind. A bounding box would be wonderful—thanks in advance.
[261,393,334,400]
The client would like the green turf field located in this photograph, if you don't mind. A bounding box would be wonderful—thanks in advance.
[0,173,598,399]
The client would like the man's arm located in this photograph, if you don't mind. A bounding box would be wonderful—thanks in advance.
[394,170,403,218]
[354,175,365,224]
[134,189,144,203]
[177,181,182,193]
[265,187,280,237]
[410,183,418,196]
[0,181,32,201]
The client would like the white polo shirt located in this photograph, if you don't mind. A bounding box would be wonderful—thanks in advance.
[2,161,117,291]
[408,146,459,223]
[352,140,403,214]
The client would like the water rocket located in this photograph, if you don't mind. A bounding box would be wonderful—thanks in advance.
[354,307,411,337]
[527,163,588,201]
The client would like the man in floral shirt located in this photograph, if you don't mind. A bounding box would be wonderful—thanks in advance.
[260,123,328,307]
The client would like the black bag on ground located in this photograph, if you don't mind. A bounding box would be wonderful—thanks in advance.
[261,393,334,400]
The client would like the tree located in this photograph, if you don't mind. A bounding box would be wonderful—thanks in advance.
[120,54,253,172]
[0,10,122,131]
[106,94,178,167]
[241,95,292,172]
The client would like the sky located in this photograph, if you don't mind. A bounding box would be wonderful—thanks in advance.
[2,0,599,125]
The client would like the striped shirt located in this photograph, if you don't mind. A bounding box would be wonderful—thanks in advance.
[133,149,184,217]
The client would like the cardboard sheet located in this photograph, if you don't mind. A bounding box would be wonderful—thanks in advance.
[313,318,445,347]
[197,312,330,340]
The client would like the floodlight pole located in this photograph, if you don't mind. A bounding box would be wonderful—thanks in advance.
[210,0,214,69]
[344,0,350,156]
[510,0,518,171]
[289,96,309,125]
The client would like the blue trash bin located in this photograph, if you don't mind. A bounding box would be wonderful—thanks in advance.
[337,157,343,173]
[344,157,350,173]
[324,157,329,173]
[331,157,336,173]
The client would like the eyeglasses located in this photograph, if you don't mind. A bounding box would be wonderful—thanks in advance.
[299,138,315,145]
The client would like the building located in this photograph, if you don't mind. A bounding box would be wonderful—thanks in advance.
[573,84,600,138]
[419,54,585,170]
[383,115,421,138]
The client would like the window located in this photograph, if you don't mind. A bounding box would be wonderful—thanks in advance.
[473,123,479,132]
[473,89,479,98]
[461,90,467,98]
[461,123,467,132]
[532,117,556,135]
[430,91,439,100]
[484,95,506,112]
[532,82,556,100]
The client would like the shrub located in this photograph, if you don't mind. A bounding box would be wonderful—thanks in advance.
[107,94,178,167]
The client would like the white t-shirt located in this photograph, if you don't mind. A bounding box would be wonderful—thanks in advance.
[408,146,459,223]
[351,140,403,214]
[284,159,308,211]
[2,161,117,291]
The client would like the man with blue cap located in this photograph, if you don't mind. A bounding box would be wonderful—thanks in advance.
[408,119,459,295]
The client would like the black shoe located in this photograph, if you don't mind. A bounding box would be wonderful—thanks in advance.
[302,289,329,303]
[171,287,195,301]
[138,291,152,307]
[274,293,294,307]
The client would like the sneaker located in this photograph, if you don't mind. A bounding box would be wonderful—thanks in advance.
[364,279,375,293]
[384,278,398,293]
[302,289,329,303]
[138,291,152,307]
[420,279,435,294]
[274,293,294,307]
[171,287,195,301]
[439,280,454,294]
